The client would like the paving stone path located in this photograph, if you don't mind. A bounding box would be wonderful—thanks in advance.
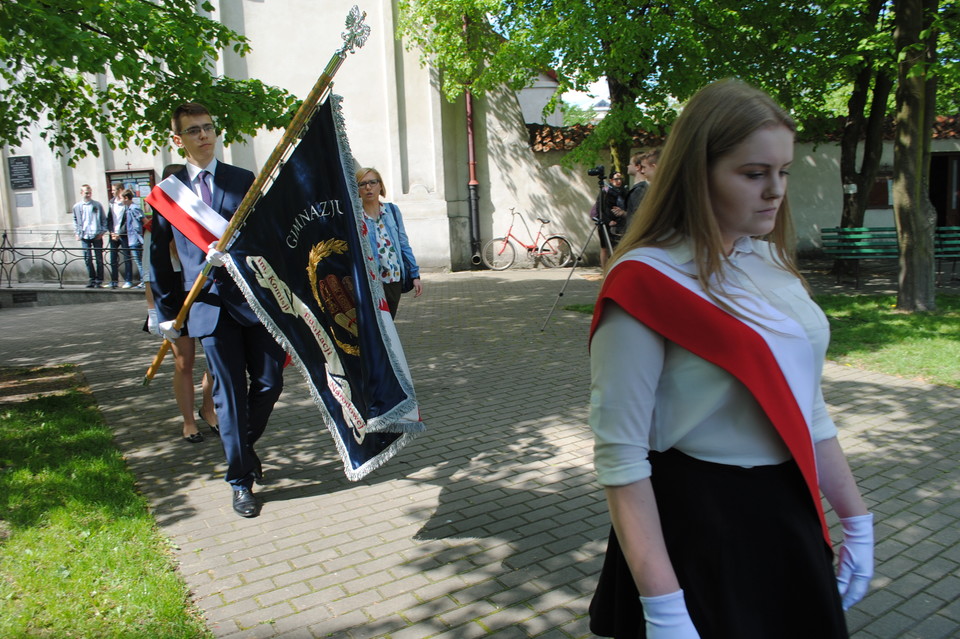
[1,265,957,638]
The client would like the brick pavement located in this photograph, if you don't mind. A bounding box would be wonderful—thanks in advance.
[0,265,958,638]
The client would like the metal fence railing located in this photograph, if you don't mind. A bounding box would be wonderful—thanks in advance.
[0,229,143,288]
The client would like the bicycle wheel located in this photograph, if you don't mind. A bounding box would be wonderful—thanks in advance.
[482,237,516,270]
[539,235,574,268]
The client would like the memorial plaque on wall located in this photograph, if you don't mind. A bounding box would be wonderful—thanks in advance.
[8,156,34,190]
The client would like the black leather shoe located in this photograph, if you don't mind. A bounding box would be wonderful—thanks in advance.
[232,488,258,518]
[198,408,219,436]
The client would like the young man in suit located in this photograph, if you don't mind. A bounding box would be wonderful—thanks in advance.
[150,103,285,518]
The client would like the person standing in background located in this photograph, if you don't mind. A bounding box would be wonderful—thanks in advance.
[590,171,627,268]
[103,183,127,288]
[625,152,648,221]
[622,149,661,240]
[144,164,218,445]
[356,167,423,318]
[119,189,144,288]
[73,184,106,288]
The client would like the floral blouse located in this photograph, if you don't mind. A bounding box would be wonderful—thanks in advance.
[367,208,403,283]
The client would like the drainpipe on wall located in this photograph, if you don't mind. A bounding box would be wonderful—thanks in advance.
[465,88,482,267]
[463,15,482,267]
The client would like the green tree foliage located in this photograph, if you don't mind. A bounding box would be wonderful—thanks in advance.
[0,0,300,163]
[400,0,959,309]
[397,0,957,159]
[397,0,870,169]
[561,101,597,126]
[932,0,960,115]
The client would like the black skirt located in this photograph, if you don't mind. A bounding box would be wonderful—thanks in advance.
[589,449,848,639]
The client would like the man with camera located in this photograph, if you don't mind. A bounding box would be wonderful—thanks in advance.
[589,168,627,268]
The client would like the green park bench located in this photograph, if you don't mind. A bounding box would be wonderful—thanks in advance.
[820,226,960,288]
[936,226,960,285]
[820,227,899,288]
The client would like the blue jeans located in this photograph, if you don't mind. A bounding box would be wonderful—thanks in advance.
[124,242,143,282]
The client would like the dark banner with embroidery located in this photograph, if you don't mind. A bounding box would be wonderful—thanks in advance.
[223,96,423,480]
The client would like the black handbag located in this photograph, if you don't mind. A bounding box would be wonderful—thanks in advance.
[401,269,414,293]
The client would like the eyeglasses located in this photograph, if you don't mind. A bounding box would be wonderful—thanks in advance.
[178,123,217,138]
[358,179,380,188]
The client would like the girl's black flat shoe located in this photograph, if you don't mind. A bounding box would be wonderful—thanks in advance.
[183,431,204,443]
[198,409,220,436]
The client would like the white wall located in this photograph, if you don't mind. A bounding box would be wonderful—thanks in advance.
[215,0,455,268]
[517,74,563,126]
[472,85,599,262]
[790,138,960,251]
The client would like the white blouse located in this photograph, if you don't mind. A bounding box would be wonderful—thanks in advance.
[589,237,838,487]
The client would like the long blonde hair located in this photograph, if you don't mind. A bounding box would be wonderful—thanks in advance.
[609,79,803,295]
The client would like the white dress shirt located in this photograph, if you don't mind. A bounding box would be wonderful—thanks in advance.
[589,237,838,487]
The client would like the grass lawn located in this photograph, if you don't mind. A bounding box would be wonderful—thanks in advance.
[0,366,212,639]
[566,294,960,389]
[814,294,960,388]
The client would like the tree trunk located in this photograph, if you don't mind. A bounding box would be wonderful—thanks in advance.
[838,0,894,230]
[893,0,938,311]
[839,69,894,229]
[836,67,894,277]
[606,75,633,175]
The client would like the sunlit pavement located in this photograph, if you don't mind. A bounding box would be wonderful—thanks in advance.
[1,263,957,638]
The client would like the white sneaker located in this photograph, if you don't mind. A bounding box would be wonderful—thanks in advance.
[122,282,133,289]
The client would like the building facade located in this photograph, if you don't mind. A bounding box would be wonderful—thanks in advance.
[2,1,959,284]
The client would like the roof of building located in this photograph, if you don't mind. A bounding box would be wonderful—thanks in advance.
[527,123,667,152]
[527,115,960,152]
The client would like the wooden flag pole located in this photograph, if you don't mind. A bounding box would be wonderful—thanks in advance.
[143,6,370,386]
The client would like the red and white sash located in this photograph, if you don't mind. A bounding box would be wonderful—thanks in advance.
[145,175,227,250]
[591,250,830,545]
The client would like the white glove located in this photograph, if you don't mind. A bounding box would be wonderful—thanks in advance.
[836,513,873,609]
[640,589,701,639]
[158,320,181,341]
[147,308,160,337]
[206,241,226,268]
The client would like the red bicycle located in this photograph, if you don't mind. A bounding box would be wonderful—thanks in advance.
[481,208,574,270]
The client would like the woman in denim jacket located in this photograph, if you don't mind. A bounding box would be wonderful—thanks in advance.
[356,167,423,317]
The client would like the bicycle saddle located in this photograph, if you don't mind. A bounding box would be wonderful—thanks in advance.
[537,217,550,224]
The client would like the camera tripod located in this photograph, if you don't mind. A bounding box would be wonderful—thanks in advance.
[540,172,616,332]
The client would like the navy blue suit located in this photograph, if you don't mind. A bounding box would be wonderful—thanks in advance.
[150,163,285,490]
